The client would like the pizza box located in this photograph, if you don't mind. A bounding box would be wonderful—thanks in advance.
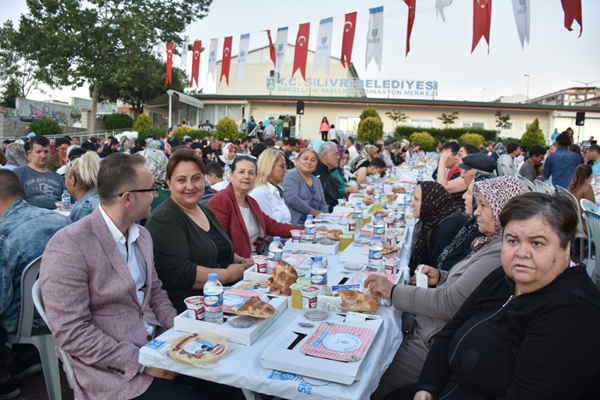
[173,295,287,346]
[284,239,339,255]
[260,310,383,385]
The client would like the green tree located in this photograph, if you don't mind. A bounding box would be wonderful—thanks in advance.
[174,125,194,139]
[106,114,134,130]
[495,111,512,132]
[409,132,436,151]
[357,117,384,142]
[0,78,21,108]
[438,112,459,128]
[134,113,153,135]
[459,133,486,147]
[386,110,408,126]
[216,117,239,139]
[14,0,211,132]
[30,118,62,136]
[521,118,545,148]
[360,107,381,122]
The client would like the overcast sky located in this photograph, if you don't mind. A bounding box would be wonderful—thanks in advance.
[2,0,599,104]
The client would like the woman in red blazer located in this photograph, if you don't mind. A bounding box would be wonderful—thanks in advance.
[208,156,304,258]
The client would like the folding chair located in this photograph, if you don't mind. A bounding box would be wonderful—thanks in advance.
[584,210,600,288]
[517,175,535,192]
[556,186,587,264]
[534,179,555,194]
[581,199,599,276]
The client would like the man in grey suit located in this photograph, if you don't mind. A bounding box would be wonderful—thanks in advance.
[40,153,200,399]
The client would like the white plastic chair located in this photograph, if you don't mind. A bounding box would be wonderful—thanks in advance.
[581,199,599,275]
[507,166,519,177]
[584,210,600,288]
[534,179,555,195]
[517,175,536,192]
[556,186,587,263]
[497,164,506,176]
[6,257,63,400]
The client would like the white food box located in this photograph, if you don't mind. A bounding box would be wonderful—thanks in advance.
[260,311,383,385]
[173,295,287,346]
[283,240,339,255]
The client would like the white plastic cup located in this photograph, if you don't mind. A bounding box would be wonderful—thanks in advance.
[184,296,205,320]
[301,286,319,310]
[383,257,399,274]
[290,230,303,243]
[253,255,268,274]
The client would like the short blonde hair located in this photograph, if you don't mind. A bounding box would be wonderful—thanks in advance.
[66,151,100,191]
[255,148,284,187]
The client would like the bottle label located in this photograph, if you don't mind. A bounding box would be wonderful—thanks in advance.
[311,272,327,286]
[268,249,283,262]
[373,225,385,235]
[305,225,316,235]
[353,210,363,219]
[369,249,383,261]
[204,294,222,309]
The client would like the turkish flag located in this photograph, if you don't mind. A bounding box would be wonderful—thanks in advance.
[561,0,582,37]
[341,12,357,67]
[266,30,276,67]
[220,36,233,86]
[405,0,416,56]
[293,23,310,80]
[472,0,492,53]
[190,40,202,87]
[166,42,174,85]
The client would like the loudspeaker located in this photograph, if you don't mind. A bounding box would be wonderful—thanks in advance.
[269,70,275,78]
[576,112,585,126]
[296,101,305,115]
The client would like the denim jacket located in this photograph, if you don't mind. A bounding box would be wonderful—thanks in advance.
[0,200,70,331]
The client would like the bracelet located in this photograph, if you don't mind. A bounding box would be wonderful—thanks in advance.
[389,284,397,300]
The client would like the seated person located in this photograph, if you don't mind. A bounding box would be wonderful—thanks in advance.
[408,181,468,273]
[457,153,498,186]
[568,164,595,233]
[281,148,329,225]
[13,136,65,209]
[355,157,387,185]
[410,193,600,400]
[366,176,528,399]
[314,142,341,212]
[519,144,547,182]
[145,149,253,313]
[47,138,70,171]
[216,143,237,168]
[139,148,170,215]
[249,149,292,223]
[0,170,70,397]
[66,151,101,221]
[208,156,304,258]
[435,141,465,209]
[205,161,229,192]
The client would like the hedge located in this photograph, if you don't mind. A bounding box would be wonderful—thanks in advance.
[30,118,62,136]
[106,114,134,130]
[393,126,497,142]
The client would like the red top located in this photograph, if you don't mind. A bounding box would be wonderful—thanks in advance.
[446,165,461,181]
[207,184,303,258]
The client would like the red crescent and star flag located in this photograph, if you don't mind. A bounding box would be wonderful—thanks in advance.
[561,0,583,37]
[293,23,310,80]
[266,30,276,67]
[220,36,233,86]
[165,42,174,85]
[405,0,416,56]
[341,12,357,68]
[190,40,202,87]
[472,0,492,53]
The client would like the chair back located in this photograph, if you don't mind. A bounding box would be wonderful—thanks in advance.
[584,211,600,286]
[497,163,506,176]
[517,175,536,192]
[7,256,42,344]
[507,166,519,177]
[556,186,586,240]
[534,179,555,194]
[581,198,599,213]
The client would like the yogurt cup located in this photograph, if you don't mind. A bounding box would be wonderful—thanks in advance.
[184,296,205,320]
[301,286,319,310]
[338,199,347,207]
[290,230,303,243]
[383,257,399,275]
[253,255,268,273]
[55,202,62,211]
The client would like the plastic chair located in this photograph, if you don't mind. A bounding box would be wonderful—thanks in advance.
[581,199,599,274]
[534,179,555,195]
[557,186,587,264]
[6,257,63,400]
[507,166,519,177]
[32,280,76,396]
[497,164,506,176]
[517,175,536,192]
[584,211,600,288]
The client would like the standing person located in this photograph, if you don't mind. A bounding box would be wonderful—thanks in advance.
[238,119,248,133]
[40,153,204,399]
[283,115,292,139]
[519,144,547,182]
[542,132,581,189]
[13,136,65,209]
[551,127,560,142]
[320,117,330,141]
[264,120,276,140]
[276,116,284,141]
[328,124,338,142]
[586,145,600,175]
[247,117,257,136]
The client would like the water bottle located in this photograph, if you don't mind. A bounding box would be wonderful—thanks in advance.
[368,235,384,272]
[304,215,316,241]
[353,202,363,233]
[373,215,385,236]
[204,273,223,324]
[267,236,283,273]
[404,191,412,207]
[310,256,327,294]
[224,164,231,180]
[61,190,71,210]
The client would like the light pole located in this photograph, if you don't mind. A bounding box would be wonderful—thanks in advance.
[572,79,600,102]
[524,74,532,100]
[480,87,486,102]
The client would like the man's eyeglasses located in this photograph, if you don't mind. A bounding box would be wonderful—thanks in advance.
[118,185,159,197]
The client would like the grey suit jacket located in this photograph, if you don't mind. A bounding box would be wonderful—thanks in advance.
[281,168,328,225]
[40,208,176,400]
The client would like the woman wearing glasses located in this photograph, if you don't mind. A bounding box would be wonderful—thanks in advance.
[249,149,292,224]
[66,151,101,221]
[145,148,253,313]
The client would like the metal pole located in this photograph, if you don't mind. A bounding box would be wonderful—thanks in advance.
[168,92,172,129]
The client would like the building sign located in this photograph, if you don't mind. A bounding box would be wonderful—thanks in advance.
[268,78,438,98]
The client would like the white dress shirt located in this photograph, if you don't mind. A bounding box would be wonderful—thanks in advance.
[99,205,156,338]
[249,183,292,224]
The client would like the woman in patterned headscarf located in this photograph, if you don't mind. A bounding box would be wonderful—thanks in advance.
[3,143,28,170]
[139,149,169,223]
[365,176,529,399]
[409,181,469,273]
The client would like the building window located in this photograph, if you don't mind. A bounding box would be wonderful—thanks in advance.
[525,121,533,130]
[410,119,434,128]
[462,121,486,129]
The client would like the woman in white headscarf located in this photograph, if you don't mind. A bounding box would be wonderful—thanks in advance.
[218,143,238,168]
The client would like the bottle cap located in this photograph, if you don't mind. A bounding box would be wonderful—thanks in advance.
[376,215,382,218]
[314,256,323,261]
[273,236,281,241]
[208,273,218,280]
[63,190,69,193]
[373,235,381,240]
[307,215,313,219]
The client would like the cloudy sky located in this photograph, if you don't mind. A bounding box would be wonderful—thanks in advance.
[2,0,599,103]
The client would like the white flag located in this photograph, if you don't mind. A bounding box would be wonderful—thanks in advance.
[435,0,453,22]
[512,0,531,48]
[207,38,218,80]
[313,17,333,75]
[366,6,384,71]
[152,42,162,54]
[180,41,188,68]
[275,27,288,78]
[236,33,250,83]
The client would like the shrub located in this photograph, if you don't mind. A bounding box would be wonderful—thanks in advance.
[106,114,134,130]
[133,114,153,135]
[174,125,194,139]
[521,118,545,148]
[30,118,62,136]
[459,133,486,147]
[357,117,384,142]
[409,132,436,151]
[393,126,497,142]
[215,117,239,139]
[359,107,381,122]
[138,127,167,139]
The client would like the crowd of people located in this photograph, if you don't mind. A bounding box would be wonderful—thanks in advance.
[1,123,600,400]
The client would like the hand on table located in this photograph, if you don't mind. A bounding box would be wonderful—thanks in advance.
[414,391,435,400]
[364,275,393,299]
[144,367,177,380]
[409,264,440,287]
[226,260,254,281]
[346,186,359,194]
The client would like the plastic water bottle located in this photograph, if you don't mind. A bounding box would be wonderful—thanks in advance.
[353,202,363,233]
[373,215,385,236]
[204,273,223,324]
[61,190,71,210]
[224,164,231,180]
[305,215,316,241]
[368,235,383,271]
[404,191,412,207]
[310,256,327,294]
[267,236,283,274]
